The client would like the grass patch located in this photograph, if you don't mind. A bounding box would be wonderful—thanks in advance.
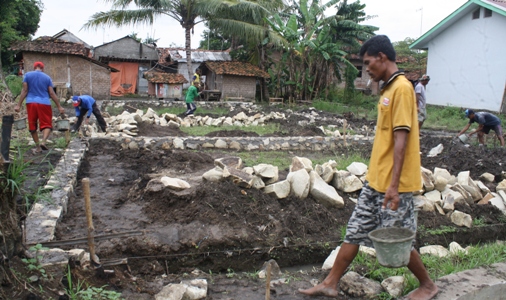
[417,225,457,237]
[350,241,506,299]
[180,124,282,136]
[209,150,369,171]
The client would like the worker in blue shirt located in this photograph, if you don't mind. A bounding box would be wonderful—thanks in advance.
[71,95,107,132]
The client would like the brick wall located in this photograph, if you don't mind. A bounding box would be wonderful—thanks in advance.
[24,53,111,100]
[221,75,256,100]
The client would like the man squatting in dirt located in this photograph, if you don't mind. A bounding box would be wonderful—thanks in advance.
[71,95,107,133]
[14,61,65,154]
[457,109,505,147]
[299,35,438,299]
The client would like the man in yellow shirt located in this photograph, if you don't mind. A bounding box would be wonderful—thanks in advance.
[299,35,438,300]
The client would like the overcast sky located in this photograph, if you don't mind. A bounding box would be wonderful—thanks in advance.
[35,0,468,48]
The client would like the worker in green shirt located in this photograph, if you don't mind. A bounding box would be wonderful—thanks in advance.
[185,85,198,115]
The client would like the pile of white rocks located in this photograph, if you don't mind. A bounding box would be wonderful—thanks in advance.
[202,157,506,228]
[74,107,352,138]
[417,167,506,228]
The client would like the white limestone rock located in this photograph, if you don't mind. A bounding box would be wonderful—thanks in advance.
[479,172,495,183]
[449,242,468,255]
[309,171,344,209]
[264,180,291,199]
[287,169,310,199]
[155,284,186,300]
[160,177,191,191]
[381,276,406,298]
[181,279,208,300]
[290,156,313,172]
[420,245,449,258]
[253,163,279,184]
[434,176,449,192]
[346,162,368,176]
[497,180,506,193]
[322,246,340,270]
[340,271,383,299]
[202,167,224,182]
[450,210,472,228]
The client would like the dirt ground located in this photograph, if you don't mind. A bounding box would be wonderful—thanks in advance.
[4,104,506,300]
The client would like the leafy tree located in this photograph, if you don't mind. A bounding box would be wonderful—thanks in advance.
[143,36,159,46]
[265,0,375,101]
[393,37,427,79]
[128,32,141,42]
[0,0,42,75]
[198,26,231,50]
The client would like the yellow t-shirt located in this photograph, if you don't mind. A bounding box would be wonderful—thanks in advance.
[192,73,200,86]
[365,73,422,193]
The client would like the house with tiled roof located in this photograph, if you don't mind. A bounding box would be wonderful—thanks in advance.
[158,48,232,88]
[410,0,506,113]
[10,36,117,99]
[93,36,159,97]
[198,61,270,100]
[143,71,188,99]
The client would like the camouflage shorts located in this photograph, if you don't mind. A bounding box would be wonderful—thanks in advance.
[344,182,416,248]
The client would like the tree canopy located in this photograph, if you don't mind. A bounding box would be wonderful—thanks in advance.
[0,0,42,73]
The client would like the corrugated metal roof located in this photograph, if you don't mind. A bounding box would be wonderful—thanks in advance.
[158,48,231,64]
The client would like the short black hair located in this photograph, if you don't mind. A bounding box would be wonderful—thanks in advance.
[359,35,396,62]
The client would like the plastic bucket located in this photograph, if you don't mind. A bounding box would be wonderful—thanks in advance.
[368,227,415,268]
[56,119,70,131]
[458,134,468,143]
[13,118,26,130]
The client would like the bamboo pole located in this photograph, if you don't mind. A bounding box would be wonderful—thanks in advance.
[82,178,99,265]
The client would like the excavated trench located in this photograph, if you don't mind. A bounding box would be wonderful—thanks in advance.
[47,136,506,278]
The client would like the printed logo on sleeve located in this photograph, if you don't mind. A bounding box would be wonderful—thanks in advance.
[382,97,390,106]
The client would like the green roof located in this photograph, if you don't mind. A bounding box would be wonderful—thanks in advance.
[410,0,506,49]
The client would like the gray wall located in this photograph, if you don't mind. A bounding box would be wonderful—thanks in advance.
[93,38,158,61]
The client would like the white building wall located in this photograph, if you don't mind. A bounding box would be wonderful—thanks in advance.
[425,9,506,112]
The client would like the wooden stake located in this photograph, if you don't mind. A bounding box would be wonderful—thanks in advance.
[82,178,99,264]
[65,130,70,145]
[343,120,348,146]
[265,261,271,300]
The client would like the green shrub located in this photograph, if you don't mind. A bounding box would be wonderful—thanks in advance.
[5,75,23,97]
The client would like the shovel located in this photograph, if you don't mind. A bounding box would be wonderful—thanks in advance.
[82,178,105,277]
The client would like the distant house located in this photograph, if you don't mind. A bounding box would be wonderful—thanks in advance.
[158,48,232,88]
[10,36,117,99]
[53,29,92,52]
[93,36,159,96]
[340,55,380,95]
[198,61,270,100]
[143,71,188,99]
[410,0,506,113]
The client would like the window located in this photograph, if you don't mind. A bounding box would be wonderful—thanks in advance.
[484,8,492,18]
[356,66,363,78]
[472,8,480,19]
